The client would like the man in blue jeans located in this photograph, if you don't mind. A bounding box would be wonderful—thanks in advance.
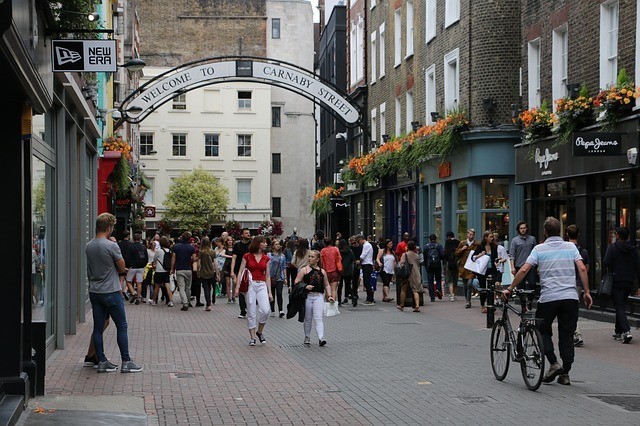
[86,213,142,373]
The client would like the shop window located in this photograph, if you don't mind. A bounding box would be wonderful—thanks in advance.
[483,178,509,209]
[373,198,384,240]
[32,156,52,325]
[457,180,467,210]
[605,173,631,191]
[457,214,468,241]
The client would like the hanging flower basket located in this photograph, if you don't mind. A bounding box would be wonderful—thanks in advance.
[225,220,242,238]
[103,134,132,159]
[312,185,343,215]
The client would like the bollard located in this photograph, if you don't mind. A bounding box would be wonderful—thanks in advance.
[486,275,495,329]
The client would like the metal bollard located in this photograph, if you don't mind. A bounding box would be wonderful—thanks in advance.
[486,275,495,329]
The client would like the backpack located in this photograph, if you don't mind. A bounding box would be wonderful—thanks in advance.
[132,243,148,268]
[160,248,173,271]
[426,244,441,270]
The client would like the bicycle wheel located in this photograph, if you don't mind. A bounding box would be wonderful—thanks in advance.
[490,320,510,381]
[520,325,545,391]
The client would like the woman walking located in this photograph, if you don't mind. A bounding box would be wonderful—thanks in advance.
[320,237,342,301]
[198,237,217,311]
[396,240,422,312]
[222,237,234,303]
[472,230,499,313]
[235,235,273,346]
[284,240,297,292]
[291,238,310,276]
[376,239,396,303]
[338,239,355,305]
[294,250,334,346]
[268,240,287,317]
[152,236,174,307]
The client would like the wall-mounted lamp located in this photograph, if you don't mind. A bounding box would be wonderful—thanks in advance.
[411,121,421,132]
[482,98,496,111]
[336,132,347,140]
[87,12,100,22]
[118,58,146,72]
[382,134,390,143]
[430,112,440,122]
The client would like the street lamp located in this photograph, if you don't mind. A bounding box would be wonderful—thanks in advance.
[118,58,146,72]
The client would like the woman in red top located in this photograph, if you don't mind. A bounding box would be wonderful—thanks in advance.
[235,236,273,346]
[320,237,342,301]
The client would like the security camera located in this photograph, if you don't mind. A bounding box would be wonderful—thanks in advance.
[627,148,638,166]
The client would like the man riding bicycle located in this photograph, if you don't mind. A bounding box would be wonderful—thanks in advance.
[503,217,592,386]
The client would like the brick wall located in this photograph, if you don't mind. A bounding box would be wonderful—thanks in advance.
[520,0,637,110]
[137,0,267,67]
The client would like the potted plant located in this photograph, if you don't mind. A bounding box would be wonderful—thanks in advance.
[553,84,595,144]
[515,100,556,142]
[594,68,640,129]
[311,185,344,215]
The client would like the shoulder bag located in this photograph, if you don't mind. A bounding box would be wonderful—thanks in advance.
[599,272,613,296]
[239,268,252,293]
[394,253,413,279]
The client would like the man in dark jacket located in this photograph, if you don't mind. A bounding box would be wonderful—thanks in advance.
[443,231,460,301]
[424,234,445,302]
[603,226,640,344]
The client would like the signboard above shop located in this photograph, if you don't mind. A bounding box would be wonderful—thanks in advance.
[572,132,622,156]
[52,40,117,72]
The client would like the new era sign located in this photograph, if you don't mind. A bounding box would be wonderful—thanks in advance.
[52,40,117,72]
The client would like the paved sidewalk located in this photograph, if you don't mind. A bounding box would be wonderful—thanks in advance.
[17,288,640,425]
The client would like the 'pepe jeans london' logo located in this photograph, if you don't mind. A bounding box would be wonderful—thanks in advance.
[572,132,622,156]
[534,148,559,176]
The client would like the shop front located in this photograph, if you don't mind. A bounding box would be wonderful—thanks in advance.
[515,117,640,307]
[385,171,418,242]
[420,129,521,248]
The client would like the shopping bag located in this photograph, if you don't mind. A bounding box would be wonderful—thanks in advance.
[599,272,613,296]
[463,250,490,275]
[324,301,340,317]
[215,282,221,296]
[369,270,378,291]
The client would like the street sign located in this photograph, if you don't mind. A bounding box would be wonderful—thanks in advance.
[52,40,117,72]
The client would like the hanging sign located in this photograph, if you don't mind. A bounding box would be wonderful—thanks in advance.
[52,40,117,72]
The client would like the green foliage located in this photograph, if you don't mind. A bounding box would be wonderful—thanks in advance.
[33,179,46,220]
[49,0,100,39]
[111,156,131,198]
[163,167,229,231]
[311,196,331,216]
[617,68,629,87]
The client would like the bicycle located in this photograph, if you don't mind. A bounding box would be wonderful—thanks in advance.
[489,288,545,391]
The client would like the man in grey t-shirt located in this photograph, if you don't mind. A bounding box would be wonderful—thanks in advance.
[86,213,142,374]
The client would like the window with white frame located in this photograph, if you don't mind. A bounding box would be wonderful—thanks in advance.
[371,31,377,82]
[444,48,459,111]
[527,39,541,108]
[272,18,281,39]
[426,0,437,42]
[380,103,386,140]
[600,1,619,88]
[237,134,252,157]
[203,89,221,112]
[405,91,414,133]
[237,179,251,204]
[237,91,252,110]
[552,25,568,106]
[425,64,437,123]
[350,24,357,85]
[143,177,154,205]
[406,1,414,57]
[379,23,386,77]
[394,8,402,67]
[204,133,219,157]
[357,16,364,82]
[371,108,377,144]
[172,133,187,156]
[445,0,460,28]
[395,97,402,136]
[172,93,186,110]
[140,132,154,155]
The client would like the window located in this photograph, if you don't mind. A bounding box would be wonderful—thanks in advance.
[172,133,187,156]
[272,106,281,127]
[552,25,568,107]
[371,108,377,144]
[172,93,186,110]
[204,133,219,157]
[370,31,377,82]
[380,103,386,140]
[406,1,414,57]
[444,48,459,110]
[379,23,386,77]
[140,132,154,155]
[350,24,357,85]
[527,39,541,108]
[238,91,252,110]
[426,0,437,42]
[600,1,619,87]
[405,91,414,134]
[370,0,376,9]
[445,0,460,28]
[481,178,510,241]
[143,177,154,205]
[456,179,468,241]
[237,179,251,204]
[395,97,402,136]
[272,153,281,173]
[272,197,282,217]
[272,18,281,39]
[237,134,252,157]
[203,89,221,112]
[425,64,436,124]
[394,8,402,66]
[357,17,364,82]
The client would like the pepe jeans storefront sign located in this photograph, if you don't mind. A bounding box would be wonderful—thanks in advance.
[534,148,559,175]
[572,133,622,156]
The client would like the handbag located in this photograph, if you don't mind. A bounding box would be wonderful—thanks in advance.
[599,272,613,296]
[336,252,343,274]
[463,250,490,275]
[324,301,340,317]
[239,268,252,293]
[395,253,413,279]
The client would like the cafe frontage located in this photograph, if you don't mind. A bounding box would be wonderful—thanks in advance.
[515,115,640,308]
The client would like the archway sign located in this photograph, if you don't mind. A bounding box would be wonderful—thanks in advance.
[119,56,362,127]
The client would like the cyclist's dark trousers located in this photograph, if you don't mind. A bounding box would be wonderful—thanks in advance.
[535,299,578,373]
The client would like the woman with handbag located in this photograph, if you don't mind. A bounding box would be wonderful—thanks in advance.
[471,231,501,313]
[396,240,422,312]
[235,236,273,346]
[294,250,334,346]
[268,240,287,317]
[456,229,480,309]
[377,239,396,303]
[338,239,355,305]
[320,237,342,301]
